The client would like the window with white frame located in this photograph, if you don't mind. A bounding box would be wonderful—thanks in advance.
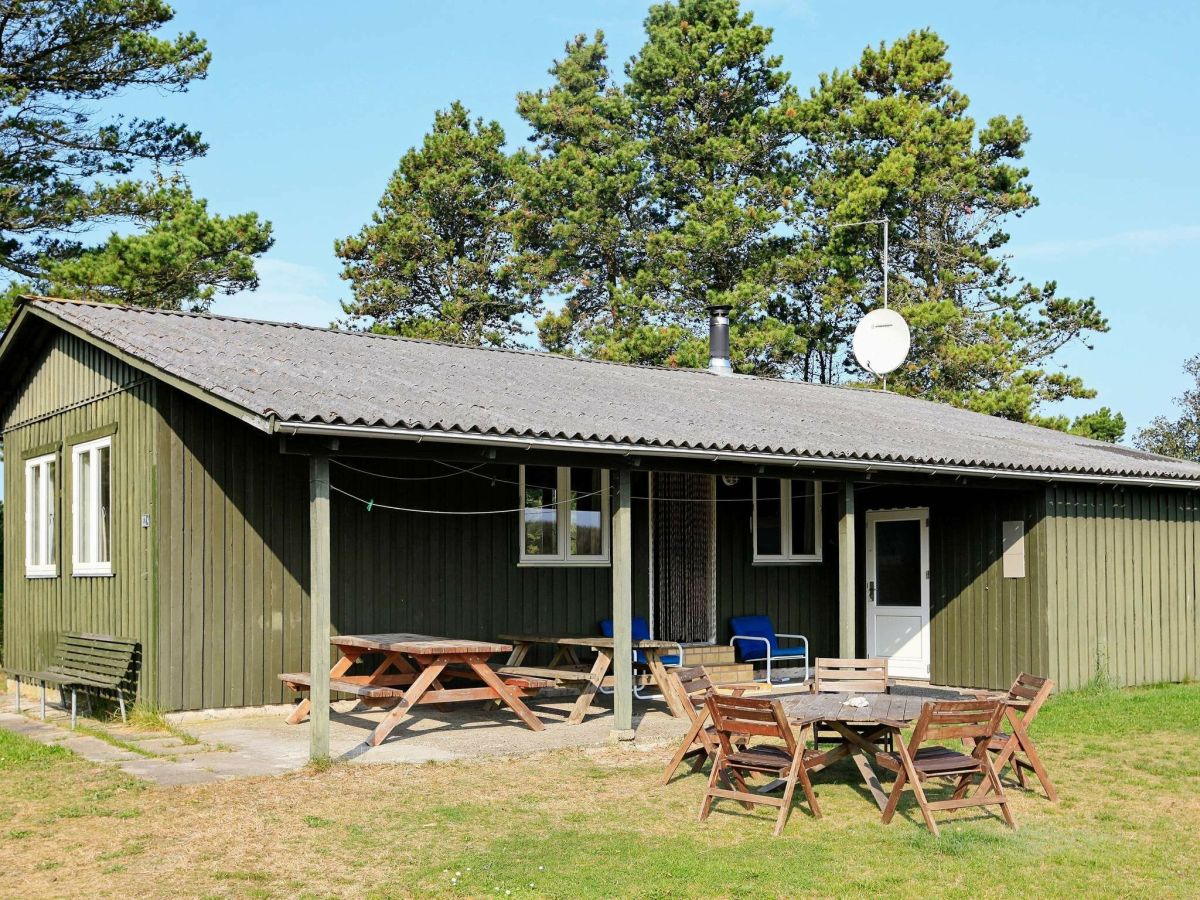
[72,437,112,575]
[752,478,822,563]
[25,453,58,577]
[519,465,610,565]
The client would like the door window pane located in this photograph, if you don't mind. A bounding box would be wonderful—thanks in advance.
[523,465,558,556]
[570,468,603,556]
[755,478,783,556]
[875,520,921,606]
[790,480,817,557]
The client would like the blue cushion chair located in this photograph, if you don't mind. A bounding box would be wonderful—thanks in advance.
[728,615,809,683]
[598,616,680,666]
[597,617,682,701]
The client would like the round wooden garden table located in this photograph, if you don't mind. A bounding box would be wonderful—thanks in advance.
[773,691,930,810]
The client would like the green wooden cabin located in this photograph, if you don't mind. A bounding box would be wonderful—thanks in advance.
[3,299,1198,730]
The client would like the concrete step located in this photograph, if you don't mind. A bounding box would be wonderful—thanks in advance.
[679,645,737,666]
[701,663,757,685]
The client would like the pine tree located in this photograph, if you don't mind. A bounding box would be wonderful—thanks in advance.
[514,32,655,357]
[519,1,805,373]
[789,29,1108,421]
[617,0,804,373]
[1135,355,1200,461]
[336,103,534,345]
[0,0,272,319]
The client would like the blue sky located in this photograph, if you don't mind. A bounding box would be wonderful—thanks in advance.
[128,1,1198,434]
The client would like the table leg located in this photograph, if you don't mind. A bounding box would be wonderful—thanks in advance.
[567,649,613,725]
[830,722,891,811]
[369,658,447,746]
[645,652,689,719]
[286,648,360,725]
[466,658,545,732]
[506,642,532,666]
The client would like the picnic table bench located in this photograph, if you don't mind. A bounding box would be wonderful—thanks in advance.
[9,633,139,728]
[281,633,553,747]
[498,633,690,724]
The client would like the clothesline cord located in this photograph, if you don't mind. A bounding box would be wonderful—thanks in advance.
[330,483,608,516]
[333,457,847,504]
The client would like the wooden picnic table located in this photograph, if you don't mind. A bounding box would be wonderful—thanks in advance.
[280,633,552,746]
[775,691,929,811]
[497,633,690,724]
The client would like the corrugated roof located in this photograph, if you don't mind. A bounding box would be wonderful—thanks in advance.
[18,298,1200,484]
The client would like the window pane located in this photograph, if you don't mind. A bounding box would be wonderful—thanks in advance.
[875,520,922,606]
[523,465,558,556]
[30,464,44,566]
[46,461,56,567]
[79,451,93,562]
[97,445,111,564]
[755,478,782,556]
[790,480,817,557]
[569,468,604,557]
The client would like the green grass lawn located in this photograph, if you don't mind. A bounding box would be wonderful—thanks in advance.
[2,682,1198,898]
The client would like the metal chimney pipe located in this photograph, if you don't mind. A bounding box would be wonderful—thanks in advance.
[707,305,733,374]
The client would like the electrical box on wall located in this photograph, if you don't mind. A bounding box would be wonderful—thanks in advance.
[1002,520,1025,578]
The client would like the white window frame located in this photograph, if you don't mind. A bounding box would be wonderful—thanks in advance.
[72,436,113,577]
[518,466,610,566]
[25,453,58,578]
[752,477,822,564]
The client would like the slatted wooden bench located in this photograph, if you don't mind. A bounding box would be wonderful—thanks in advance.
[279,669,555,709]
[10,633,139,729]
[279,673,408,703]
[494,664,656,688]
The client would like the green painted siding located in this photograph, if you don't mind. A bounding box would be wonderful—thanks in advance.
[1,332,159,699]
[1045,485,1199,690]
[852,486,1051,692]
[713,477,839,653]
[154,390,310,710]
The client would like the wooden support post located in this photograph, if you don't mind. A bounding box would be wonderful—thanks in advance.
[611,467,634,740]
[838,481,856,659]
[309,453,332,762]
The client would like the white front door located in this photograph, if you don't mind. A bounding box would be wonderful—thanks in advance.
[865,508,930,680]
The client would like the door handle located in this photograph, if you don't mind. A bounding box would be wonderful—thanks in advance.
[868,581,875,602]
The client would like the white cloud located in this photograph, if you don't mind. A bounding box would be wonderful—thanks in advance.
[1012,225,1200,260]
[209,257,343,327]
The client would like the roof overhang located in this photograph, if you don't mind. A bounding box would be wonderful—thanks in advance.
[275,420,1200,490]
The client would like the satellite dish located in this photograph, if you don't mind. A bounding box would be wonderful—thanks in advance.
[852,308,911,377]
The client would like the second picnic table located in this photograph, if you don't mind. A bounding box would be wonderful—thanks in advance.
[280,633,553,746]
[497,633,691,724]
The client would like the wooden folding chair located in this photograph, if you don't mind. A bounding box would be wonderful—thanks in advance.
[699,693,822,837]
[809,657,891,751]
[810,657,890,694]
[877,698,1015,837]
[973,672,1058,801]
[659,667,765,784]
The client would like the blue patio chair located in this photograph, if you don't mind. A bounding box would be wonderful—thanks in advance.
[728,615,809,684]
[598,617,682,700]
